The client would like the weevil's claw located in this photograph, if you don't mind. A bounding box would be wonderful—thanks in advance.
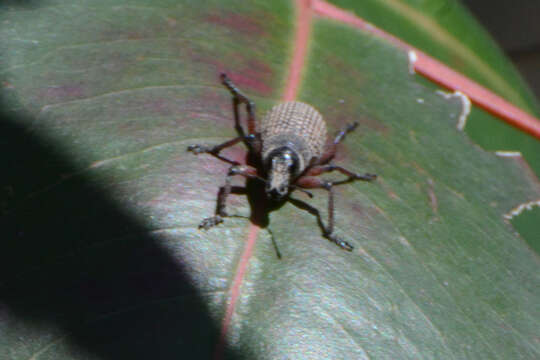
[288,184,313,198]
[325,232,354,251]
[187,144,208,155]
[199,215,223,230]
[339,240,354,251]
[366,173,377,181]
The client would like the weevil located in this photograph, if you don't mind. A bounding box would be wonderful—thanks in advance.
[187,73,376,251]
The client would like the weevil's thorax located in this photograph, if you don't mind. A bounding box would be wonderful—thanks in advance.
[260,101,327,175]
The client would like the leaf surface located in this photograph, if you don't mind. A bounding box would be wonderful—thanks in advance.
[1,1,539,359]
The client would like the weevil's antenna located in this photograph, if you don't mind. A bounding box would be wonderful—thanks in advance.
[290,184,314,198]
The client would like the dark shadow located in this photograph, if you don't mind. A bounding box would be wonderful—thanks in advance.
[223,180,286,259]
[244,178,283,228]
[244,178,328,258]
[0,106,246,358]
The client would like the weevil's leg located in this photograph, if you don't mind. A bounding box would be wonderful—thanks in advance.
[304,164,376,182]
[317,122,359,165]
[188,136,243,155]
[231,97,246,138]
[295,176,354,251]
[221,74,262,154]
[199,164,259,230]
[221,73,257,137]
[187,136,244,165]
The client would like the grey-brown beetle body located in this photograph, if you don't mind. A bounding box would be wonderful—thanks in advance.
[188,73,376,251]
[261,101,327,199]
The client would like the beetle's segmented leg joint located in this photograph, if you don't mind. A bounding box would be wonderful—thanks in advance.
[324,232,354,251]
[221,73,243,99]
[228,165,244,176]
[323,181,333,190]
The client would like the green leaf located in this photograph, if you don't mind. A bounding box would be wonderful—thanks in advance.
[1,1,539,359]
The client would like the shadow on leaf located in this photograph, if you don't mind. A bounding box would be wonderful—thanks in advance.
[0,99,246,359]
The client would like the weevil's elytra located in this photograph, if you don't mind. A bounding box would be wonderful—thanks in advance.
[187,73,376,252]
[261,101,327,199]
[261,101,327,172]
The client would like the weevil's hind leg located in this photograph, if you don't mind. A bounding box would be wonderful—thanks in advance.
[295,176,355,251]
[294,164,376,250]
[199,165,259,230]
[317,122,359,165]
[220,73,262,153]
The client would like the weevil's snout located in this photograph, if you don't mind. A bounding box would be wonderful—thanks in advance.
[265,151,295,200]
[265,179,289,200]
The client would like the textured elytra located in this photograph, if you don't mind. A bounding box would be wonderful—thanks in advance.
[261,101,327,173]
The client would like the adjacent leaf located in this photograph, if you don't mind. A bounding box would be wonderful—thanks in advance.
[1,1,539,359]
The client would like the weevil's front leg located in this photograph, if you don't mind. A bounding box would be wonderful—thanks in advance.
[295,176,354,251]
[317,122,359,165]
[221,73,262,153]
[304,164,377,182]
[187,136,244,165]
[221,73,257,136]
[199,164,258,230]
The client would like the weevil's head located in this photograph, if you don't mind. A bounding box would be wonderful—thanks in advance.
[264,147,299,201]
